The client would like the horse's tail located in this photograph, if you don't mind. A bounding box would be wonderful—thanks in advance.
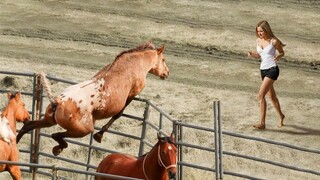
[40,72,55,103]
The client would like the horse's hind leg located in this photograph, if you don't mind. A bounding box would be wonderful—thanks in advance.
[51,130,90,156]
[16,118,55,143]
[51,132,70,156]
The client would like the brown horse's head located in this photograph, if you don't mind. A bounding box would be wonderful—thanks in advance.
[7,92,30,123]
[158,132,177,179]
[149,45,170,80]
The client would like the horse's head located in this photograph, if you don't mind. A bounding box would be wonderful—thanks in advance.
[157,132,177,179]
[7,92,30,123]
[149,45,170,80]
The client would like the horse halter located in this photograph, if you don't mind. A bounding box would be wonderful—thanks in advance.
[143,143,177,180]
[157,144,177,170]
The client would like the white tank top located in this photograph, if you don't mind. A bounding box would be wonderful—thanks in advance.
[257,41,277,70]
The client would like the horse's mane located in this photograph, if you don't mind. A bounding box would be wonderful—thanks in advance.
[114,42,156,61]
[93,42,156,79]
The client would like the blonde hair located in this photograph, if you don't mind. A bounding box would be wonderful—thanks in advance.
[256,20,285,47]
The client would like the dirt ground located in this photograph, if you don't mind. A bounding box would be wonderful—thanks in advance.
[0,0,319,179]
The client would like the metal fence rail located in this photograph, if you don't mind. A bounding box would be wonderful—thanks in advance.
[0,71,171,179]
[213,102,320,180]
[0,160,142,180]
[2,71,318,180]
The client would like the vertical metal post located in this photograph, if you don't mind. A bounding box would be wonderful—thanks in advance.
[179,123,183,180]
[214,101,220,180]
[139,103,150,156]
[217,101,223,179]
[52,166,57,180]
[172,121,178,180]
[85,133,94,180]
[29,74,37,173]
[32,73,42,180]
[159,113,163,130]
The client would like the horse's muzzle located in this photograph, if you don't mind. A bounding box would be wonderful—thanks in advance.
[168,171,176,179]
[160,72,169,80]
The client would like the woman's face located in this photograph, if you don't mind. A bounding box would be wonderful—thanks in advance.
[257,27,266,39]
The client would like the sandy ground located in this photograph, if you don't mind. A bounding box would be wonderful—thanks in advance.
[0,0,319,179]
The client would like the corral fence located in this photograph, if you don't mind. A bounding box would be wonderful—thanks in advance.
[0,71,320,180]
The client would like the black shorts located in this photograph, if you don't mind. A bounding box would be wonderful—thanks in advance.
[260,66,279,81]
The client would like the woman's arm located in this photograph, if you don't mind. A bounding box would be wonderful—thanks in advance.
[247,51,260,59]
[248,38,261,59]
[272,38,285,61]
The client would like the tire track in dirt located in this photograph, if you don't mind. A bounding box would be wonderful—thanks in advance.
[2,28,319,100]
[65,1,320,44]
[3,27,319,71]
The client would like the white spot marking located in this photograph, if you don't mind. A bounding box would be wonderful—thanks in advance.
[58,79,106,113]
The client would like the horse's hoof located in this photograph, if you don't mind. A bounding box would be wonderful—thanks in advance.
[93,133,102,143]
[52,146,62,156]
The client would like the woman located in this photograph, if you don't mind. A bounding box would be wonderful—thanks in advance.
[247,20,285,129]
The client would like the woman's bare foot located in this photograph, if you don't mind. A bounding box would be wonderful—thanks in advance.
[253,123,266,130]
[278,114,285,128]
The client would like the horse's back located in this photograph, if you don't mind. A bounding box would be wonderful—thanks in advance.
[97,153,136,171]
[96,153,140,180]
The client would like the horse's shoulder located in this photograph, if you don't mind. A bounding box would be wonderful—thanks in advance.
[121,153,136,159]
[0,116,15,144]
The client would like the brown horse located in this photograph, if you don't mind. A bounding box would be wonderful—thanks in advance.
[96,133,177,180]
[16,42,170,156]
[0,92,30,180]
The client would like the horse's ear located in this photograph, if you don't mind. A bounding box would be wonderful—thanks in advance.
[15,91,22,100]
[170,132,175,143]
[7,92,13,99]
[157,45,164,54]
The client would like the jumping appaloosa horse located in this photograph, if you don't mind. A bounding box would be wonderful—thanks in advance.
[16,42,170,156]
[0,92,30,180]
[96,133,177,180]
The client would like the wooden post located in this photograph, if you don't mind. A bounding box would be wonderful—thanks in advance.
[32,73,42,180]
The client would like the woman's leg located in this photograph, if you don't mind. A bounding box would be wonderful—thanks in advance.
[254,77,274,129]
[268,85,285,127]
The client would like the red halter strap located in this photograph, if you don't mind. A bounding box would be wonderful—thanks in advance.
[157,144,177,169]
[143,143,177,180]
[142,153,150,180]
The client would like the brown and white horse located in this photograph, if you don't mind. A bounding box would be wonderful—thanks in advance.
[17,42,170,156]
[0,92,30,180]
[96,133,177,180]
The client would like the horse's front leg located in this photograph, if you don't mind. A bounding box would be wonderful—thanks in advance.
[8,145,21,180]
[16,118,55,143]
[94,98,133,143]
[93,112,122,143]
[7,165,21,180]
